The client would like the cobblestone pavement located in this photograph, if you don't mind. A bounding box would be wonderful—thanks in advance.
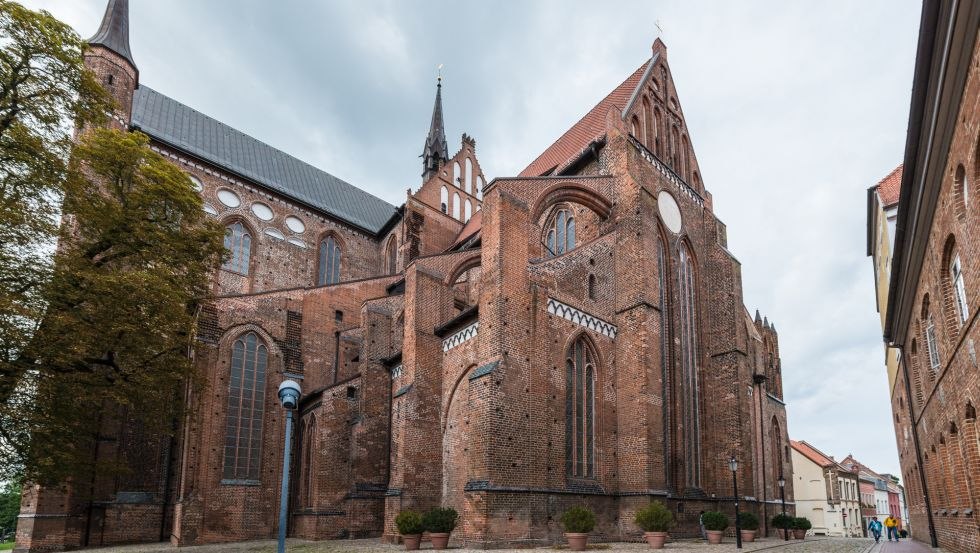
[77,536,893,553]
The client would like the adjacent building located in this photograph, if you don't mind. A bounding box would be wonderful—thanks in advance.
[789,441,862,537]
[872,1,980,550]
[15,1,795,550]
[840,455,896,533]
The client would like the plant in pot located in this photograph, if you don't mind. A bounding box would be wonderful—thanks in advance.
[701,511,728,545]
[634,501,673,549]
[737,512,759,543]
[422,507,458,550]
[395,510,425,551]
[791,517,811,540]
[771,513,794,540]
[560,506,596,551]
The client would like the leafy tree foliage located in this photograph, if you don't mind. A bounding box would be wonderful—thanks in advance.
[0,0,111,404]
[0,480,20,539]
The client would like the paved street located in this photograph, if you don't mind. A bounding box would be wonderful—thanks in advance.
[75,536,920,553]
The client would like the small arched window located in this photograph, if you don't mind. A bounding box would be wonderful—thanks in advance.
[464,199,472,222]
[465,158,474,194]
[385,237,398,275]
[440,185,449,214]
[453,162,461,188]
[630,115,640,139]
[923,294,941,375]
[545,207,575,257]
[318,236,342,285]
[476,176,484,200]
[223,221,252,275]
[950,253,969,325]
[223,332,268,481]
[566,335,596,478]
[453,192,461,220]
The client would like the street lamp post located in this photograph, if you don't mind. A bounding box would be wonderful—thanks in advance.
[277,380,302,553]
[729,456,742,549]
[778,474,787,541]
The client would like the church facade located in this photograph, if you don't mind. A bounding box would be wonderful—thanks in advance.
[16,1,794,550]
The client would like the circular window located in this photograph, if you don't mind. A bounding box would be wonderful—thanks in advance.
[264,228,285,240]
[657,191,682,234]
[287,237,307,248]
[202,203,218,216]
[217,188,241,208]
[284,215,305,234]
[188,175,203,192]
[251,202,274,221]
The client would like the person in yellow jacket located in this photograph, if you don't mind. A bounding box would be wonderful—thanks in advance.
[884,515,899,541]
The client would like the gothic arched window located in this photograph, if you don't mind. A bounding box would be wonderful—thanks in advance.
[453,192,461,220]
[679,243,701,487]
[385,237,398,275]
[566,336,596,479]
[440,185,449,214]
[223,332,268,481]
[223,221,252,275]
[545,207,576,257]
[923,294,941,375]
[318,236,342,285]
[464,199,473,222]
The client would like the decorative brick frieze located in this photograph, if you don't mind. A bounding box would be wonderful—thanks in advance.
[546,297,618,339]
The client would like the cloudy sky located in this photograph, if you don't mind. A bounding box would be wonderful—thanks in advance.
[24,0,922,477]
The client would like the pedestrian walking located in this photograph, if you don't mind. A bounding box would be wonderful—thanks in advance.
[884,515,899,541]
[868,517,883,543]
[698,511,706,541]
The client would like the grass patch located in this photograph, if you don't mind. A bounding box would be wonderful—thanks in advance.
[0,541,15,551]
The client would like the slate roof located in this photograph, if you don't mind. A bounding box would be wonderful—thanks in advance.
[876,164,903,208]
[520,60,649,177]
[131,86,399,234]
[88,0,136,69]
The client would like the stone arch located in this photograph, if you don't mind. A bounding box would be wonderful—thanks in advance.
[445,253,482,286]
[530,182,612,222]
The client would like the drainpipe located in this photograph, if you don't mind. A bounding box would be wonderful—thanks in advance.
[897,346,938,547]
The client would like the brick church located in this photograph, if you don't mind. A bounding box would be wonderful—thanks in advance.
[16,1,794,550]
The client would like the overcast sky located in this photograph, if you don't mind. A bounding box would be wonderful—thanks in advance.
[24,0,922,478]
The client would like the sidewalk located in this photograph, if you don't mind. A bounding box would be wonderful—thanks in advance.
[870,538,949,553]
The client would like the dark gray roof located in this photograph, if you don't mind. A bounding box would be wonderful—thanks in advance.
[88,0,136,69]
[131,86,398,234]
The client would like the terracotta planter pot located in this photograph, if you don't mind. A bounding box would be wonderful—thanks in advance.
[705,530,723,544]
[793,529,806,540]
[430,532,451,550]
[740,529,756,542]
[565,532,589,551]
[644,531,668,548]
[402,534,421,551]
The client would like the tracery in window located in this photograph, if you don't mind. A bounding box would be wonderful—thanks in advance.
[318,236,342,285]
[223,221,251,275]
[566,336,596,479]
[223,332,267,481]
[545,206,576,257]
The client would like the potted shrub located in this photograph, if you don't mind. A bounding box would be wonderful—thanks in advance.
[395,510,425,550]
[422,507,458,550]
[701,511,728,544]
[791,517,811,540]
[771,513,793,540]
[737,512,759,543]
[560,506,596,551]
[634,501,673,549]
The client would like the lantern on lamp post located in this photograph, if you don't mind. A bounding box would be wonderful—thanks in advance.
[729,456,742,549]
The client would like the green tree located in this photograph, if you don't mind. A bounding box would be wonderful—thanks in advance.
[1,128,226,484]
[0,480,21,538]
[0,0,111,403]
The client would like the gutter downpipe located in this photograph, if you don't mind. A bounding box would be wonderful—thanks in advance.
[898,346,938,547]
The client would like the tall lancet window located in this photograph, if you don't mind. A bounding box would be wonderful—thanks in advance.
[223,332,268,481]
[223,221,251,275]
[318,236,342,285]
[566,336,597,479]
[545,206,575,257]
[678,243,701,488]
[657,238,671,472]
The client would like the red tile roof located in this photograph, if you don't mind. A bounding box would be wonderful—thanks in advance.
[876,164,903,208]
[520,60,650,177]
[790,439,838,468]
[450,209,482,249]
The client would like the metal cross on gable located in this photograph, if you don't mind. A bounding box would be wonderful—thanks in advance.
[655,19,663,37]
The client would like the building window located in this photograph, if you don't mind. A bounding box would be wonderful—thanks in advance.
[385,237,398,275]
[223,332,268,481]
[453,192,461,220]
[925,313,940,373]
[679,244,701,488]
[440,185,449,214]
[545,207,576,257]
[318,236,342,285]
[465,158,474,194]
[223,221,252,275]
[464,199,473,222]
[566,336,596,479]
[950,254,969,324]
[453,162,461,188]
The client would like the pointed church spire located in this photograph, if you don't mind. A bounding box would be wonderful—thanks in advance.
[754,309,762,324]
[421,75,449,182]
[88,0,136,70]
